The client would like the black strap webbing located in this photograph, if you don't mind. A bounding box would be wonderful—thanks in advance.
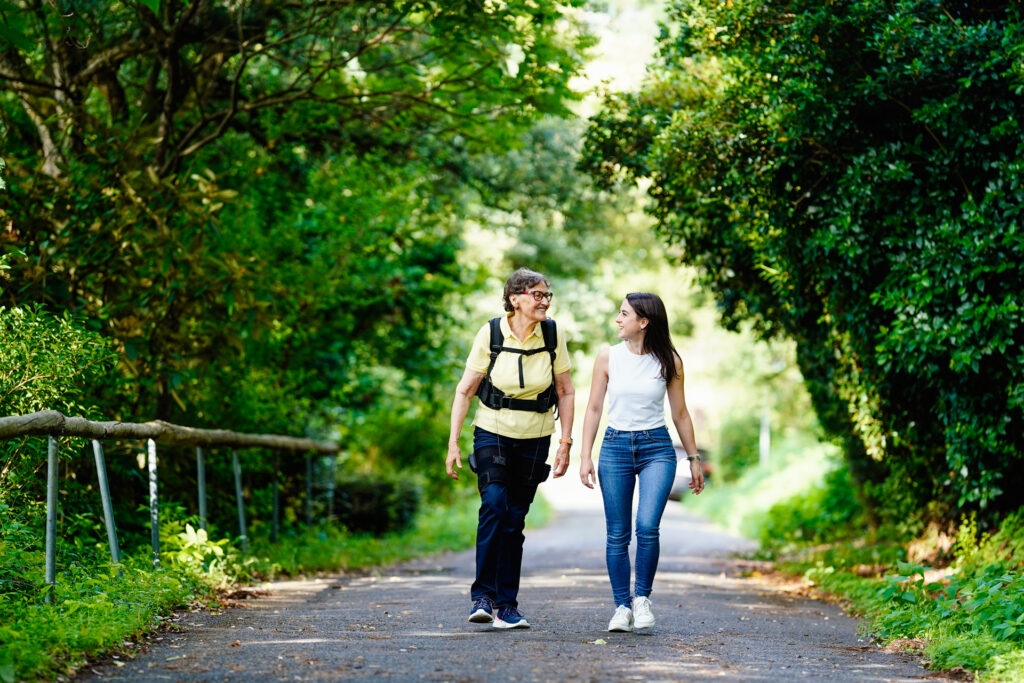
[477,317,558,413]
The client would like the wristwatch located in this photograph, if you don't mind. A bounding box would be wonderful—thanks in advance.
[559,437,573,445]
[686,453,701,462]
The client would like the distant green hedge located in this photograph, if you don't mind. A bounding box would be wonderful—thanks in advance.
[334,474,421,536]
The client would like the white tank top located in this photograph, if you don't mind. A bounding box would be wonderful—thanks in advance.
[606,342,667,431]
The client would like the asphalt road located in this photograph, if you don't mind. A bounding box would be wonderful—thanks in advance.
[79,475,958,682]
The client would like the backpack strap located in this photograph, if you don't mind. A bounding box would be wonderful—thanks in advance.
[485,317,503,377]
[541,318,558,418]
[474,317,561,413]
[540,319,556,356]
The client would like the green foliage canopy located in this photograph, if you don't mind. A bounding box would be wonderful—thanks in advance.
[0,0,592,429]
[582,0,1024,525]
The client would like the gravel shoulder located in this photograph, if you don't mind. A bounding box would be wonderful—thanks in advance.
[78,475,959,682]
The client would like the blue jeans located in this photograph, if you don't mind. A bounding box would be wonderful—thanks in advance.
[598,425,677,607]
[470,427,551,609]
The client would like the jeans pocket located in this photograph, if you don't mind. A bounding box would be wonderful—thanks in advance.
[604,427,618,441]
[639,427,671,445]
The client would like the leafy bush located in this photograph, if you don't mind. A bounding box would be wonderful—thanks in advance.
[0,502,42,601]
[716,415,760,482]
[956,509,1024,574]
[160,521,236,589]
[0,305,115,414]
[755,465,864,551]
[334,473,421,536]
[0,298,122,614]
[0,303,117,502]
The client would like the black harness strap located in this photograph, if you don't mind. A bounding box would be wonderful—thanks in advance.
[475,317,558,413]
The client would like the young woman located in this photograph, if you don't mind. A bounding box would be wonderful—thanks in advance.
[578,293,704,632]
[446,267,575,629]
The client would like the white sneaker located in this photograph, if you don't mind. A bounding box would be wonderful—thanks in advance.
[632,596,655,629]
[607,605,633,632]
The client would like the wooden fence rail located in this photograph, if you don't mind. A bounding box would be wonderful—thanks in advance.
[0,410,338,452]
[1,410,340,602]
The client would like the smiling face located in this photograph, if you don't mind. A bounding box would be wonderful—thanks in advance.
[615,299,647,341]
[510,281,552,323]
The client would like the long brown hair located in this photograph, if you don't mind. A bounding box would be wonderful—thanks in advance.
[626,292,680,382]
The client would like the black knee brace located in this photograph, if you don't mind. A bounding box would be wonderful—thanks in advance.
[469,446,508,491]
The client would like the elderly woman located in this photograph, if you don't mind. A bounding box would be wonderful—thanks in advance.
[446,267,575,629]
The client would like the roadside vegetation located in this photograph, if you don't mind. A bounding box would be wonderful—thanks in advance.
[0,495,481,683]
[689,444,1024,682]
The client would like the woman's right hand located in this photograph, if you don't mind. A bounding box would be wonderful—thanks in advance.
[579,457,596,489]
[445,443,462,480]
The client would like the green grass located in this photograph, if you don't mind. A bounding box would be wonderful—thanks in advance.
[801,561,1024,683]
[0,556,206,682]
[526,490,553,529]
[247,494,482,577]
[0,494,483,682]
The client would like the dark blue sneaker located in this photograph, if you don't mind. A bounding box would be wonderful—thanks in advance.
[493,605,530,629]
[468,597,495,623]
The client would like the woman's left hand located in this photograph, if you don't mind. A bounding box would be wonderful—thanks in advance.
[551,442,570,478]
[689,459,705,494]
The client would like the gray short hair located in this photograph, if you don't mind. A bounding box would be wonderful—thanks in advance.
[502,267,549,312]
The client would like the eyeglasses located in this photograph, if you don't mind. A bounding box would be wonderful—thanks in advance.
[521,290,554,302]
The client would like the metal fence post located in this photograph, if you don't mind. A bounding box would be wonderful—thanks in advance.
[196,446,207,531]
[44,435,58,603]
[232,449,248,553]
[147,438,160,567]
[92,440,121,571]
[326,454,336,521]
[271,451,280,543]
[305,454,313,526]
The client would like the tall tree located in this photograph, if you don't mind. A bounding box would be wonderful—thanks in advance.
[582,0,1024,525]
[0,0,592,426]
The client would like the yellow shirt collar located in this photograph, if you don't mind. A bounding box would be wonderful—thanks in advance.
[500,313,543,343]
